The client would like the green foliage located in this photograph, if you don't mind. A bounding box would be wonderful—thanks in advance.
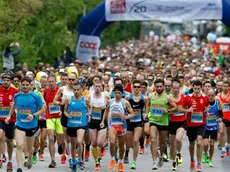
[0,0,140,71]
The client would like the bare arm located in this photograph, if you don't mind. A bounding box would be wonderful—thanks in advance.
[125,100,135,119]
[167,97,177,112]
[64,99,71,118]
[53,87,63,105]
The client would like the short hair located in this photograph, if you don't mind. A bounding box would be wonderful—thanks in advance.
[114,77,123,85]
[141,81,148,87]
[13,74,22,81]
[92,75,102,81]
[132,79,141,85]
[113,84,123,93]
[61,72,68,77]
[154,78,165,85]
[193,80,202,87]
[203,81,211,86]
[172,78,180,85]
[223,81,230,86]
[48,75,56,80]
[21,76,32,83]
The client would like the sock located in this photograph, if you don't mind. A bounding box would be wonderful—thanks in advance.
[139,137,144,149]
[191,157,194,162]
[92,147,99,161]
[66,143,71,160]
[33,152,36,156]
[173,159,176,163]
[119,159,123,164]
[86,143,91,152]
[197,162,201,166]
[8,160,11,163]
[125,150,129,157]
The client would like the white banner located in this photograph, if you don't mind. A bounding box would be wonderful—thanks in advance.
[76,35,101,63]
[105,0,222,22]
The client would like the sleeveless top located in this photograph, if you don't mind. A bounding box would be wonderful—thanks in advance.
[128,94,144,123]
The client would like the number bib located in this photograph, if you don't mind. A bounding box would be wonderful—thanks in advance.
[111,113,123,125]
[151,108,163,117]
[191,112,203,123]
[0,107,10,118]
[69,112,82,124]
[19,109,32,123]
[49,105,61,114]
[130,109,142,122]
[223,104,230,112]
[206,114,217,126]
[92,107,102,120]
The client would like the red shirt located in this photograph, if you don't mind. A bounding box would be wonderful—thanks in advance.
[0,86,19,122]
[170,94,186,122]
[43,87,61,119]
[185,94,208,127]
[124,83,132,93]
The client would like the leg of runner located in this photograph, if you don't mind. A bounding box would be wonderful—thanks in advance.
[169,134,176,169]
[39,127,47,161]
[158,130,168,168]
[150,125,158,170]
[118,135,125,172]
[144,122,150,147]
[131,127,143,169]
[47,129,56,168]
[56,133,65,164]
[226,126,230,155]
[89,129,99,167]
[219,122,226,157]
[176,127,185,164]
[15,129,26,171]
[84,130,91,162]
[70,136,77,171]
[124,130,133,164]
[32,132,40,164]
[202,138,209,163]
[197,135,203,171]
[6,137,14,170]
[208,139,215,167]
[25,133,36,169]
[139,134,145,154]
[0,127,5,168]
[23,138,29,168]
[108,127,117,170]
[96,128,107,169]
[77,129,85,170]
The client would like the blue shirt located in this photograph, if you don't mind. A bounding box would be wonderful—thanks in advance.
[15,92,44,129]
[205,101,219,131]
[67,96,88,128]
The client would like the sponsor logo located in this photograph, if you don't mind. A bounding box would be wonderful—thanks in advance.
[202,2,221,10]
[110,0,126,14]
[80,41,97,51]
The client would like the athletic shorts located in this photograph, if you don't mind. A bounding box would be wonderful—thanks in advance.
[169,121,186,135]
[0,121,15,139]
[127,122,143,132]
[61,114,68,128]
[39,120,46,129]
[187,126,205,142]
[88,121,107,131]
[150,122,168,131]
[203,130,218,140]
[46,118,64,134]
[67,126,87,137]
[16,126,38,137]
[143,118,149,123]
[223,119,230,127]
[110,125,126,137]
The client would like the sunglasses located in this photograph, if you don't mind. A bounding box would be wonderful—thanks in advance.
[133,86,141,88]
[68,78,75,81]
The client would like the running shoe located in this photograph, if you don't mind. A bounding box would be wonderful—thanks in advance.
[172,161,177,171]
[109,159,116,170]
[221,150,227,158]
[131,161,136,169]
[27,159,33,169]
[177,153,183,164]
[39,154,44,161]
[124,156,129,164]
[100,147,106,157]
[32,155,37,164]
[48,161,56,168]
[84,150,90,161]
[61,154,66,164]
[78,161,84,170]
[202,153,207,163]
[95,162,100,170]
[58,145,63,155]
[139,148,144,154]
[157,157,164,168]
[2,154,6,162]
[190,161,195,172]
[118,163,124,172]
[24,157,28,167]
[16,168,23,172]
[208,160,214,167]
[152,161,158,170]
[197,165,202,172]
[7,162,13,171]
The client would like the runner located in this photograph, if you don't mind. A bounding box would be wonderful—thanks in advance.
[5,76,45,172]
[202,89,223,167]
[85,81,110,170]
[185,80,209,172]
[64,82,88,171]
[0,73,19,171]
[100,84,134,172]
[43,75,63,168]
[169,78,193,170]
[124,79,148,170]
[148,78,177,170]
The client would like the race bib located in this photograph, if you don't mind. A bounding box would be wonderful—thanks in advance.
[19,109,32,123]
[191,112,203,123]
[70,111,82,124]
[151,108,163,117]
[92,107,102,120]
[206,114,217,126]
[49,105,61,114]
[223,104,230,112]
[111,113,123,125]
[130,109,141,122]
[0,107,10,118]
[173,112,184,117]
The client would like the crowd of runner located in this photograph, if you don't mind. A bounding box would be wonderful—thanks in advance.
[0,37,230,172]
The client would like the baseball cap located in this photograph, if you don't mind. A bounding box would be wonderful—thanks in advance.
[59,68,65,73]
[26,71,34,76]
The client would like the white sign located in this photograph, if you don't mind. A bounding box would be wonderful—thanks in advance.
[76,35,101,63]
[105,0,222,22]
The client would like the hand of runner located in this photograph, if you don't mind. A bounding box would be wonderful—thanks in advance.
[100,122,104,128]
[188,106,194,113]
[66,112,72,118]
[143,113,148,120]
[120,113,127,121]
[161,108,168,113]
[5,116,11,124]
[218,118,222,122]
[27,114,34,121]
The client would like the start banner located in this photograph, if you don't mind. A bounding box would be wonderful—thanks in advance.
[105,0,223,22]
[76,35,101,63]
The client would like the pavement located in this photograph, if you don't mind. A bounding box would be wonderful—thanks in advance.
[1,136,230,172]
